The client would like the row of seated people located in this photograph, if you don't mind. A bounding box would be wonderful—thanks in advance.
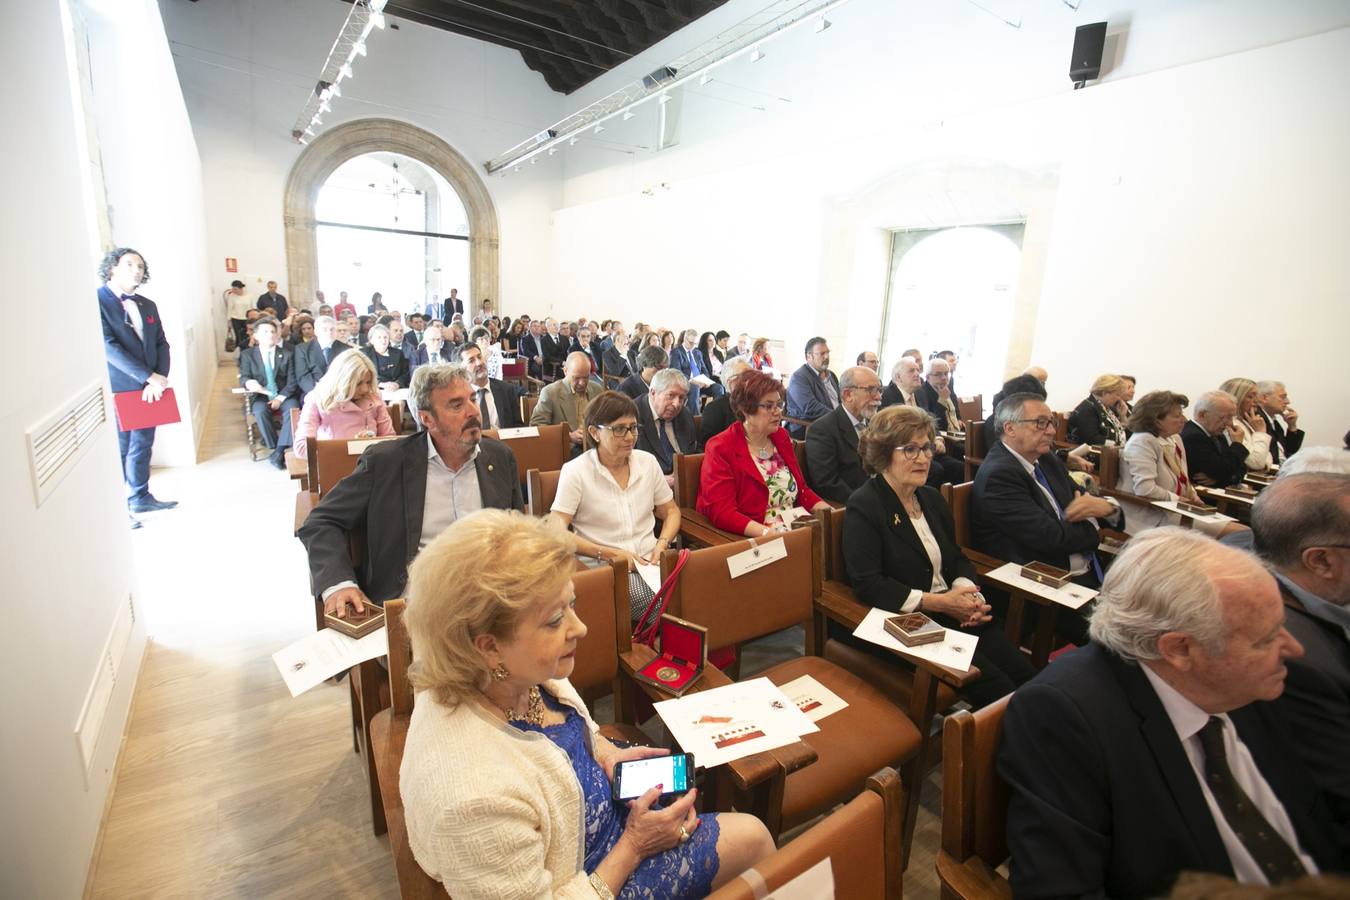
[292,326,1348,897]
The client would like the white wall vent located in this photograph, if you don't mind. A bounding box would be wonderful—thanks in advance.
[26,382,108,506]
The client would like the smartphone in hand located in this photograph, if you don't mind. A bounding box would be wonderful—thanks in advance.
[611,753,696,805]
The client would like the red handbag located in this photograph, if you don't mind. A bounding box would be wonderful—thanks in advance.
[632,548,690,647]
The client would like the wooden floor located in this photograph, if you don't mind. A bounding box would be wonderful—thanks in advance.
[87,362,943,898]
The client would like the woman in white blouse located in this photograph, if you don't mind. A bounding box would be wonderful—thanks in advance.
[551,391,681,578]
[1218,377,1273,471]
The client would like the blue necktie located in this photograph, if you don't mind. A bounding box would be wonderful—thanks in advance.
[1033,462,1104,583]
[322,346,332,366]
[263,351,278,396]
[658,421,674,465]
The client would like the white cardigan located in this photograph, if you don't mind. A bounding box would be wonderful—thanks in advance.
[1232,418,1273,470]
[401,678,603,900]
[1117,432,1225,536]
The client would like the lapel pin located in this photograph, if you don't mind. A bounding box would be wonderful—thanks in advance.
[893,514,901,526]
[487,464,494,471]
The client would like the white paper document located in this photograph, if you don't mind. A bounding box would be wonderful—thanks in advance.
[346,436,398,455]
[1152,500,1236,524]
[273,627,388,697]
[634,562,663,596]
[689,374,715,388]
[851,607,977,672]
[496,426,540,439]
[983,562,1097,611]
[654,677,819,769]
[726,537,787,579]
[381,388,410,404]
[778,674,848,723]
[765,857,834,900]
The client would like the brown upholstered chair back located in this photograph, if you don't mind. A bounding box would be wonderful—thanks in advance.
[673,452,703,509]
[482,423,569,489]
[821,507,847,582]
[709,768,903,900]
[384,599,413,715]
[663,523,819,649]
[519,394,539,422]
[940,481,974,549]
[1098,444,1121,490]
[792,439,808,480]
[312,437,398,497]
[942,695,1012,868]
[963,420,987,461]
[526,468,562,517]
[1055,412,1071,445]
[958,394,983,423]
[569,561,630,694]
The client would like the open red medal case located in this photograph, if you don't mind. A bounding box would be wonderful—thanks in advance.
[634,614,708,697]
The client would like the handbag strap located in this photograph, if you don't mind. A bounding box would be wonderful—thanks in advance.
[633,548,690,647]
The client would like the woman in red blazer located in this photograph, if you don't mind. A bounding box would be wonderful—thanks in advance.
[698,370,829,536]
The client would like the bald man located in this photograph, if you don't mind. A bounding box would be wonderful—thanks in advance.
[530,351,603,456]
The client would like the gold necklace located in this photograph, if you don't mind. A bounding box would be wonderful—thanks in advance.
[490,685,545,727]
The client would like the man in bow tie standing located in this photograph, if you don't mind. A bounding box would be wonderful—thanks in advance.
[98,247,178,526]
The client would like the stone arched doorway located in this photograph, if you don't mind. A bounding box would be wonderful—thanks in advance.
[283,118,498,310]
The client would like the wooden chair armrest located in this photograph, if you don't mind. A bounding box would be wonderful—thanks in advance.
[286,452,307,481]
[677,507,741,548]
[782,415,813,430]
[936,852,1013,900]
[619,647,734,706]
[818,582,980,689]
[1099,487,1157,510]
[723,740,819,792]
[963,548,1005,574]
[294,491,318,536]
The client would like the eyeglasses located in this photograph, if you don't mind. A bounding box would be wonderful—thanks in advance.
[596,424,639,438]
[851,385,884,395]
[758,401,786,412]
[893,444,936,460]
[1016,416,1058,431]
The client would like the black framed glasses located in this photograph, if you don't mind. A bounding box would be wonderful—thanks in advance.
[1016,416,1058,431]
[893,444,936,460]
[596,424,639,438]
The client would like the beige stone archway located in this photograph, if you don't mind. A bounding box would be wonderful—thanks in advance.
[283,117,498,310]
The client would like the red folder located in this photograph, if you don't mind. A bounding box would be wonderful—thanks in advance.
[113,388,182,431]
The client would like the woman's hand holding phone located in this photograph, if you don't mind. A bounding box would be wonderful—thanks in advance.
[617,786,700,861]
[600,745,669,784]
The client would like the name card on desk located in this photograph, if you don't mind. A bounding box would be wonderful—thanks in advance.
[230,387,249,394]
[1152,500,1236,524]
[727,537,786,579]
[347,436,398,455]
[496,426,539,440]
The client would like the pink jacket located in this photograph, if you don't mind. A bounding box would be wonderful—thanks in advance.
[294,396,395,458]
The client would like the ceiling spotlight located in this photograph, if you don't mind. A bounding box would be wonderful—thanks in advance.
[312,114,323,125]
[658,93,672,105]
[699,73,713,86]
[369,12,385,29]
[547,147,557,155]
[328,82,341,97]
[339,63,353,80]
[319,99,332,113]
[569,137,579,146]
[530,157,537,164]
[369,0,387,11]
[594,124,604,134]
[303,126,315,136]
[751,46,765,62]
[297,136,309,145]
[622,110,635,121]
[351,41,367,58]
[815,17,831,33]
[514,165,521,172]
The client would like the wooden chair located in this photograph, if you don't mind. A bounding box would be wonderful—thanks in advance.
[958,394,983,424]
[483,423,569,491]
[239,390,265,462]
[671,452,741,547]
[812,508,980,866]
[518,393,539,422]
[388,401,404,435]
[660,526,926,855]
[708,767,905,900]
[294,436,401,535]
[525,468,562,517]
[284,407,308,486]
[602,372,623,390]
[962,419,987,482]
[792,438,809,482]
[370,564,646,899]
[936,696,1013,900]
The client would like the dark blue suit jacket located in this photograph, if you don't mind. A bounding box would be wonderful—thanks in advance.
[971,440,1110,571]
[99,285,170,393]
[786,363,840,437]
[1000,642,1345,899]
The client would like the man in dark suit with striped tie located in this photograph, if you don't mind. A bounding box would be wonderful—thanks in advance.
[635,369,699,486]
[97,247,177,525]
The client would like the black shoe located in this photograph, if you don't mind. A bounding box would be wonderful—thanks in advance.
[129,496,179,513]
[270,452,287,470]
[129,515,143,530]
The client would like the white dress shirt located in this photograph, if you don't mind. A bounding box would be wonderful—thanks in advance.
[419,440,483,552]
[1009,451,1120,576]
[551,449,672,557]
[474,383,502,430]
[1139,665,1318,884]
[121,297,144,341]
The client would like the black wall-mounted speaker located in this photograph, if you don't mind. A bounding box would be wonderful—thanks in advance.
[1070,22,1108,86]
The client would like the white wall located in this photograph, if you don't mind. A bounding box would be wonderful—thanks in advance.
[159,0,564,327]
[539,0,1350,447]
[0,2,147,896]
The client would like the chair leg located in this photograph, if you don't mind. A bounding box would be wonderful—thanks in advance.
[897,674,941,871]
[352,660,388,836]
[348,674,361,754]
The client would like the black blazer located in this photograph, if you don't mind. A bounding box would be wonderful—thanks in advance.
[1275,580,1350,841]
[804,404,867,504]
[256,291,288,318]
[1068,395,1127,446]
[517,333,544,377]
[880,382,919,411]
[698,394,736,445]
[569,340,603,379]
[999,642,1345,899]
[971,440,1110,571]
[239,345,299,400]
[297,433,523,603]
[917,382,953,430]
[363,345,410,389]
[602,344,631,378]
[295,339,351,394]
[473,378,523,430]
[410,344,453,368]
[843,477,976,608]
[618,373,650,401]
[98,285,171,393]
[541,333,568,366]
[1181,420,1248,487]
[635,395,699,474]
[1258,408,1304,463]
